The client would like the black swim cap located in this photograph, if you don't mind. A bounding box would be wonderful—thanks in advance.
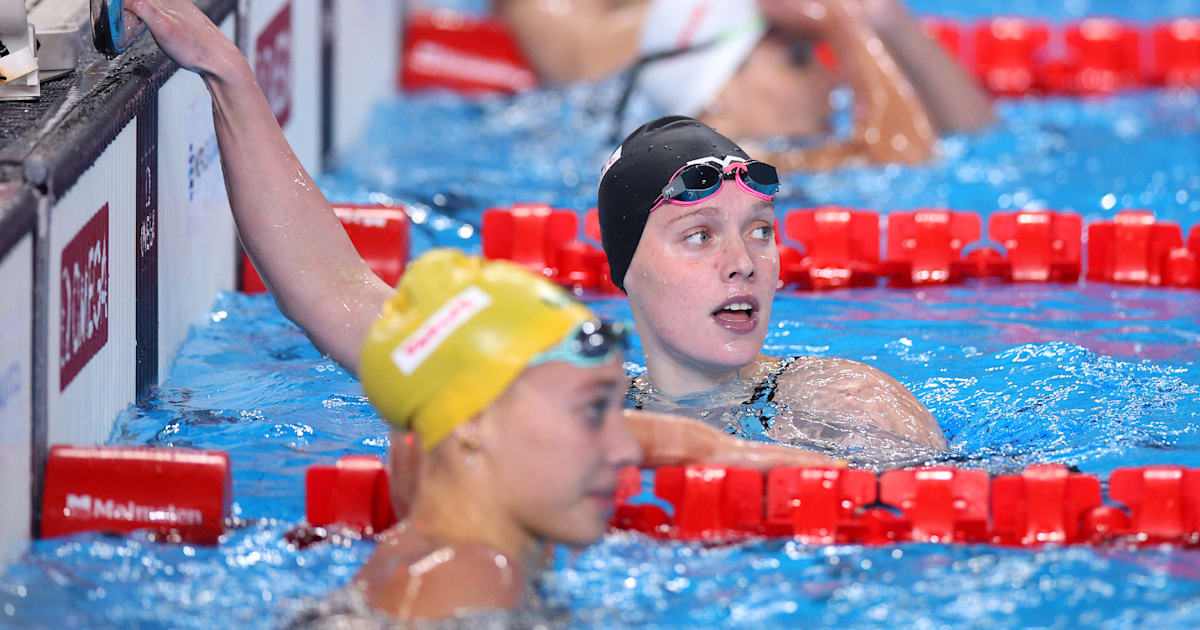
[597,116,750,292]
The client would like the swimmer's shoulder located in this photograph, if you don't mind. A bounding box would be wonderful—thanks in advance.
[360,536,523,621]
[773,356,946,449]
[772,355,876,388]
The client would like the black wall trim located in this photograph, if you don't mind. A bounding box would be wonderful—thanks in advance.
[320,0,335,167]
[135,94,159,402]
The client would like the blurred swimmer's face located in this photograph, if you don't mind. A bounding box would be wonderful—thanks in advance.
[480,359,640,546]
[624,185,778,374]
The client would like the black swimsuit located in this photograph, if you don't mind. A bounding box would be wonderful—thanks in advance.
[626,357,798,441]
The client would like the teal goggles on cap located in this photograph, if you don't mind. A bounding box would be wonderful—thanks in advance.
[529,320,629,369]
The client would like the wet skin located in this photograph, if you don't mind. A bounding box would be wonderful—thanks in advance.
[624,185,947,449]
[362,360,640,620]
[624,184,781,395]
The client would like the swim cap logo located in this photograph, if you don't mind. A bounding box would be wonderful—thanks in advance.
[391,286,492,376]
[601,145,622,178]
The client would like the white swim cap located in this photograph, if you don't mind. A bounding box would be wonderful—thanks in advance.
[633,0,767,117]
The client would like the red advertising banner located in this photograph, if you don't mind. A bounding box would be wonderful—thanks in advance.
[60,203,109,390]
[255,3,293,127]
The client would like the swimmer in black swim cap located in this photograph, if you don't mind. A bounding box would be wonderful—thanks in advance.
[598,115,948,454]
[598,115,769,292]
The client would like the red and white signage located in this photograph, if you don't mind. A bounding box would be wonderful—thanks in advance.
[401,12,538,94]
[59,203,110,391]
[41,445,231,544]
[255,2,293,127]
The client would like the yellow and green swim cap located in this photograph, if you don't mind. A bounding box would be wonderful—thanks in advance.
[359,249,599,450]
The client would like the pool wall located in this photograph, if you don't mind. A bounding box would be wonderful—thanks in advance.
[0,0,402,565]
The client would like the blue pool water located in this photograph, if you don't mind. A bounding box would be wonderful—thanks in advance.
[6,1,1200,627]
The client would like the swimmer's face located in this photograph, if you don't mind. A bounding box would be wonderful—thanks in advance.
[480,359,640,546]
[624,185,778,375]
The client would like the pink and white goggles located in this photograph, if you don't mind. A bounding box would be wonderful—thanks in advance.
[650,156,780,212]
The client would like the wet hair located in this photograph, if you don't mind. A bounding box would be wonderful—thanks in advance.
[596,116,749,292]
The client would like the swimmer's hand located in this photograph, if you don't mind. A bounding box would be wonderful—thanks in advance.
[624,410,844,471]
[125,0,239,76]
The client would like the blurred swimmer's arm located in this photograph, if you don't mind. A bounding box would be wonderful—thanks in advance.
[860,0,993,133]
[778,358,947,449]
[494,0,649,82]
[362,544,522,620]
[757,0,937,168]
[624,410,844,470]
[127,0,390,372]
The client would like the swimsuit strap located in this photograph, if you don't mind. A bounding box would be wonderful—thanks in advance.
[746,356,797,406]
[744,356,798,435]
[610,40,720,143]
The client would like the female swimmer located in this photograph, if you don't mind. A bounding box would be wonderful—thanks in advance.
[497,0,993,168]
[597,116,948,466]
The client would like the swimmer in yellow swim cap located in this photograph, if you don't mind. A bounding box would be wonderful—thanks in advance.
[352,248,640,618]
[350,249,837,621]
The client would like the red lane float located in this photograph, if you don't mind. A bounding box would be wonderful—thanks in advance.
[483,203,576,276]
[610,467,670,534]
[880,467,990,543]
[609,463,1200,547]
[234,204,1200,295]
[883,209,982,285]
[988,210,1083,282]
[1062,19,1142,94]
[657,466,764,539]
[41,445,231,544]
[400,11,537,94]
[782,207,880,289]
[1178,225,1200,287]
[584,209,621,293]
[305,454,396,535]
[974,18,1050,96]
[1153,18,1200,87]
[1086,210,1184,286]
[990,464,1102,545]
[297,456,1200,548]
[483,205,618,293]
[1109,466,1200,544]
[767,467,877,542]
[242,204,410,293]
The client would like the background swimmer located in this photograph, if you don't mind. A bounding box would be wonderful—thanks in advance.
[497,0,993,167]
[598,116,948,468]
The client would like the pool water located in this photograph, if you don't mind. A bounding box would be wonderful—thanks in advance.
[7,1,1200,627]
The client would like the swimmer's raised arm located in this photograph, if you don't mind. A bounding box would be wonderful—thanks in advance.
[756,0,938,168]
[127,0,389,371]
[625,409,844,470]
[859,0,993,133]
[494,0,649,82]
